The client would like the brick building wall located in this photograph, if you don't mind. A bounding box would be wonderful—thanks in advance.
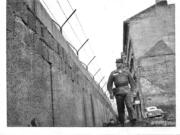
[123,1,175,108]
[7,0,116,127]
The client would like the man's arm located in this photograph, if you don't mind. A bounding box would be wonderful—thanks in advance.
[107,72,114,97]
[127,72,137,91]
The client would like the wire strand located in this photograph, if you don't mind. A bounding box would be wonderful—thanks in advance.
[66,0,87,38]
[41,0,57,22]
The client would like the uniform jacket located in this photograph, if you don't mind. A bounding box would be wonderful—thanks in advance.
[107,69,136,95]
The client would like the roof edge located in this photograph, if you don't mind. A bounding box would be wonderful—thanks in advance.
[124,1,172,23]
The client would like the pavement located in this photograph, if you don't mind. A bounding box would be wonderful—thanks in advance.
[103,117,175,127]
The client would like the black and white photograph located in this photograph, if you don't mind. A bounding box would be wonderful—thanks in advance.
[1,0,180,134]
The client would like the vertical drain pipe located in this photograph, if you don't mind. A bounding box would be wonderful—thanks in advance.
[49,62,55,126]
[82,88,87,126]
[90,94,96,126]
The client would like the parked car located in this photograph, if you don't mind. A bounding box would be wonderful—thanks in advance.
[145,106,164,118]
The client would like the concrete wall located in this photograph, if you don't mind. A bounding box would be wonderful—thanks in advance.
[124,2,175,107]
[7,0,116,127]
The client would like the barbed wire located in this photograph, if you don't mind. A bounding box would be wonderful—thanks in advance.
[66,0,87,38]
[56,0,82,45]
[66,0,96,57]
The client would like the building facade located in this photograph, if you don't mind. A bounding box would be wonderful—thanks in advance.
[123,0,175,116]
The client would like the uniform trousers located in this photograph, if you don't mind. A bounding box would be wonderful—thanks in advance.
[115,92,136,125]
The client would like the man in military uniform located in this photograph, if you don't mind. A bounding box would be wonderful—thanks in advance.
[107,58,137,126]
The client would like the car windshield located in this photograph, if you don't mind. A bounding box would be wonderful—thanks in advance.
[146,106,157,111]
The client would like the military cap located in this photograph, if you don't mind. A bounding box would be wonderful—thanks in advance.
[116,58,123,63]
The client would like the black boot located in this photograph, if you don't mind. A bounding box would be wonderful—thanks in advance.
[117,121,124,127]
[130,119,136,127]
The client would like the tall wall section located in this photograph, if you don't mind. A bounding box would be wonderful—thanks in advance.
[7,0,116,127]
